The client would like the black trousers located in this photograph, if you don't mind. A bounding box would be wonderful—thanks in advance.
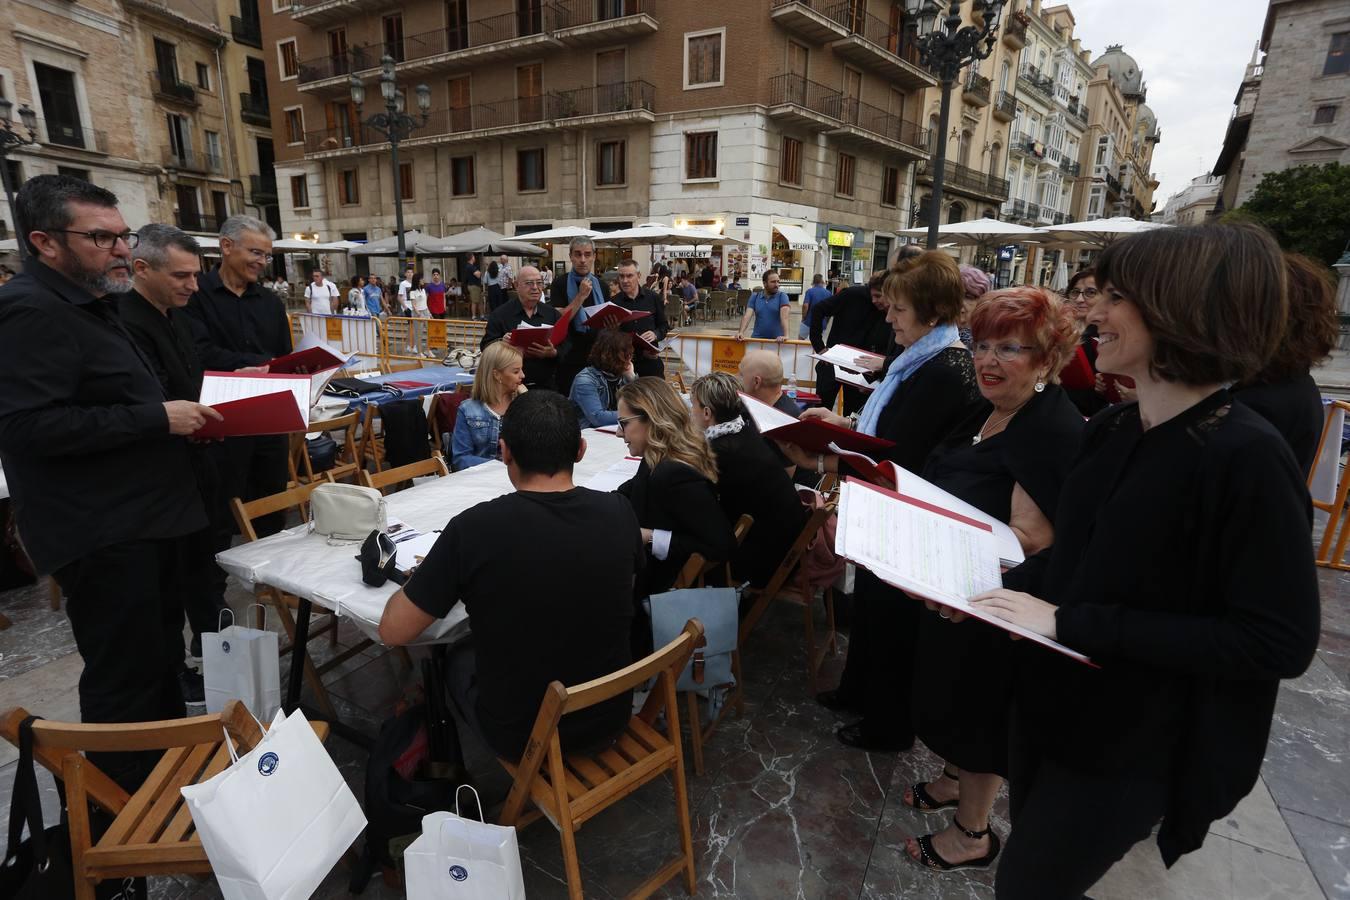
[995,713,1170,900]
[835,569,918,744]
[54,538,188,793]
[221,434,290,538]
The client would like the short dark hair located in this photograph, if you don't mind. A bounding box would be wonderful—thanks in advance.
[1067,267,1096,294]
[500,390,581,477]
[588,327,633,373]
[132,223,200,268]
[1095,222,1287,385]
[1253,253,1338,383]
[15,174,120,255]
[432,267,441,275]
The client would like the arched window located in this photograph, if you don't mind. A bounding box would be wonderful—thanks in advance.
[988,142,1002,178]
[927,114,940,153]
[948,202,967,224]
[959,129,974,167]
[1000,60,1010,93]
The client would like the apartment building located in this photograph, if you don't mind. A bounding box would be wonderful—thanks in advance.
[262,0,941,289]
[1160,172,1221,225]
[1078,44,1160,222]
[0,0,279,243]
[219,0,284,240]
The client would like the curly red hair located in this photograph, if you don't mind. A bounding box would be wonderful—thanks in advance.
[969,285,1081,383]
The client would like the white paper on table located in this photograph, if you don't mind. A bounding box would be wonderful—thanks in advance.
[581,456,642,492]
[833,366,875,391]
[811,343,885,372]
[200,373,309,417]
[836,479,1091,666]
[395,532,440,570]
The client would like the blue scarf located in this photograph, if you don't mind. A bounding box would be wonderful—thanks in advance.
[855,323,962,437]
[568,271,607,333]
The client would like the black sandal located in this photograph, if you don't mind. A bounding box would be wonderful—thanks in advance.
[903,768,959,813]
[911,817,1001,872]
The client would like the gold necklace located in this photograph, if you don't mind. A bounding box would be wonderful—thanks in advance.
[972,401,1028,445]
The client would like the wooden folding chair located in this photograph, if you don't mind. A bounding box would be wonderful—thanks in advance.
[497,619,704,900]
[359,453,449,494]
[0,701,329,900]
[737,501,837,650]
[230,476,354,720]
[289,411,362,486]
[1312,400,1350,569]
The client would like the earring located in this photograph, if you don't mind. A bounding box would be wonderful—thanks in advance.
[1034,380,1045,393]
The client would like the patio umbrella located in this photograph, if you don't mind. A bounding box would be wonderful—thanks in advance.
[592,224,750,249]
[513,226,602,243]
[897,217,1046,253]
[1036,216,1168,248]
[421,226,547,256]
[348,230,438,256]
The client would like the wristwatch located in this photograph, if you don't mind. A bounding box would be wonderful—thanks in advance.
[816,454,825,475]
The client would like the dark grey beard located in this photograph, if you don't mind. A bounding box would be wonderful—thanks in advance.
[69,261,133,296]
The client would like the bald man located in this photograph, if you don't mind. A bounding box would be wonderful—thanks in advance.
[482,264,567,391]
[738,349,799,418]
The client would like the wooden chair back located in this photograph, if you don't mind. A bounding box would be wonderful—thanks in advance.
[497,619,704,899]
[1313,400,1350,569]
[738,500,836,645]
[290,411,362,485]
[360,453,449,494]
[229,475,333,543]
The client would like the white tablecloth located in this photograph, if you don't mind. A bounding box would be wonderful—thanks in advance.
[216,429,637,645]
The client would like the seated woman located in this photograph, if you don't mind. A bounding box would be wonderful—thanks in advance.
[451,340,525,470]
[616,377,737,609]
[569,328,637,428]
[902,286,1084,873]
[689,371,808,588]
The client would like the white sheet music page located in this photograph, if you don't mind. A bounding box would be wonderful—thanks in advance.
[581,456,642,493]
[200,373,309,417]
[888,465,1025,567]
[833,366,875,391]
[811,344,885,372]
[738,391,797,435]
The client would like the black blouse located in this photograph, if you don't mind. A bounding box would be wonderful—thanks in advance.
[618,458,737,597]
[708,425,809,587]
[856,346,982,474]
[1005,391,1321,864]
[1233,372,1324,478]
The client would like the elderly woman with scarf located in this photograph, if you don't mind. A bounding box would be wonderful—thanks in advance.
[780,250,982,751]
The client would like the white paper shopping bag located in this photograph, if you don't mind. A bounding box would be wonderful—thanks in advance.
[404,786,525,900]
[204,607,281,721]
[180,708,367,900]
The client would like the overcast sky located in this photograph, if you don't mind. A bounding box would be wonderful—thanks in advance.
[1063,0,1270,208]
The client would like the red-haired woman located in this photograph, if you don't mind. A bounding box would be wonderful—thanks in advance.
[902,287,1084,873]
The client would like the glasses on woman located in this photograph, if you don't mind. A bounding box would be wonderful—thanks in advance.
[1066,287,1099,305]
[616,414,643,432]
[49,229,139,250]
[972,341,1035,363]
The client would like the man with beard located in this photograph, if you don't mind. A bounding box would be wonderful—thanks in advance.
[0,176,218,790]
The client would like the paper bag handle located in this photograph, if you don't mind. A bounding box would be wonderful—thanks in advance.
[247,603,269,630]
[219,705,269,766]
[453,784,485,823]
[217,608,234,632]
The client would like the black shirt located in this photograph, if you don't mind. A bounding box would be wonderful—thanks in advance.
[404,488,643,759]
[1005,393,1320,863]
[0,261,205,573]
[182,268,292,370]
[856,347,982,473]
[615,287,668,378]
[481,298,565,390]
[117,291,203,402]
[708,425,809,586]
[808,285,890,356]
[618,459,737,598]
[1233,373,1323,478]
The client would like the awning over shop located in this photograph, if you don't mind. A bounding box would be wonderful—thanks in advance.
[772,223,820,252]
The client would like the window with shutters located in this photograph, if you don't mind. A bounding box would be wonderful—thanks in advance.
[780,136,802,187]
[290,174,309,209]
[398,162,414,200]
[685,131,717,180]
[1314,104,1338,124]
[835,152,855,198]
[278,40,298,79]
[196,63,211,90]
[451,155,475,196]
[1324,32,1349,76]
[596,140,626,186]
[338,168,359,205]
[881,165,899,207]
[517,148,545,191]
[684,29,725,89]
[284,107,303,144]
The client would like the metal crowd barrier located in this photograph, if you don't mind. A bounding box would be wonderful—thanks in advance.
[669,334,820,389]
[287,313,486,373]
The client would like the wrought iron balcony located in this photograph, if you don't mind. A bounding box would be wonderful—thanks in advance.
[993,90,1016,121]
[174,210,221,232]
[230,15,262,48]
[916,159,1009,201]
[30,117,107,153]
[769,0,851,43]
[768,73,846,130]
[297,46,375,87]
[963,73,991,107]
[1017,64,1054,102]
[239,93,271,126]
[828,5,935,89]
[1059,159,1081,177]
[767,74,927,155]
[1002,9,1029,48]
[250,173,278,204]
[150,71,198,106]
[552,0,657,44]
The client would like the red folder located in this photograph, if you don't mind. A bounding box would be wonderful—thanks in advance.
[194,372,308,438]
[507,325,554,348]
[583,302,650,330]
[266,345,347,375]
[765,417,894,454]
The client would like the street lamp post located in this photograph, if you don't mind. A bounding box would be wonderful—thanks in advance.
[350,57,431,273]
[905,0,1007,250]
[0,98,39,261]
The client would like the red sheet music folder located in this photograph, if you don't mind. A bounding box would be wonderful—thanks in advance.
[739,392,895,455]
[194,372,309,438]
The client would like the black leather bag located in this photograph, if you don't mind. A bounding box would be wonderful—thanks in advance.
[305,434,339,472]
[0,716,75,900]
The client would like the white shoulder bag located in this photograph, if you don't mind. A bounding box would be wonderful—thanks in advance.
[310,483,387,542]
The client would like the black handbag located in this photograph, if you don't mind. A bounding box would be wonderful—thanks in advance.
[305,434,339,472]
[324,377,401,399]
[0,716,75,900]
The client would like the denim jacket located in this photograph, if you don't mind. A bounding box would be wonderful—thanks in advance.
[569,366,635,428]
[451,398,501,470]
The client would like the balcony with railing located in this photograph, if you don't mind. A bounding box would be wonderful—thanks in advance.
[1059,158,1081,177]
[1002,9,1029,48]
[1009,131,1045,160]
[250,173,278,204]
[305,79,655,155]
[992,89,1016,121]
[828,6,935,89]
[163,148,223,175]
[175,210,221,232]
[150,71,198,107]
[916,159,1009,202]
[1065,98,1088,127]
[297,46,377,91]
[239,93,271,126]
[826,95,928,159]
[552,0,658,44]
[963,73,991,107]
[769,0,851,43]
[290,0,394,26]
[31,117,108,154]
[1017,64,1054,102]
[767,73,846,131]
[387,8,561,79]
[1001,198,1026,221]
[230,15,262,48]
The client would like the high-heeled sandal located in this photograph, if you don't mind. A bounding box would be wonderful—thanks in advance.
[903,767,960,813]
[911,817,1001,871]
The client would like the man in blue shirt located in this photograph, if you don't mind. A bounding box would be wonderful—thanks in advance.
[735,270,790,342]
[361,274,384,317]
[800,273,832,339]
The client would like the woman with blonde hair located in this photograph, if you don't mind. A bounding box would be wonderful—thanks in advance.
[451,340,525,470]
[616,377,736,611]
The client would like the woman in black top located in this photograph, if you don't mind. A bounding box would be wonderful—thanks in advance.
[616,377,737,606]
[968,223,1321,899]
[901,287,1084,872]
[781,251,982,752]
[690,372,809,588]
[1233,252,1338,477]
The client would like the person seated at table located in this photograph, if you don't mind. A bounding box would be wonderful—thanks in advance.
[451,340,525,471]
[482,265,564,391]
[378,390,643,761]
[736,270,790,343]
[1233,252,1338,477]
[690,372,808,588]
[570,328,637,429]
[616,377,736,643]
[738,349,800,471]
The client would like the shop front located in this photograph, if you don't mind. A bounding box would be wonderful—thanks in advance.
[820,225,872,286]
[770,223,820,301]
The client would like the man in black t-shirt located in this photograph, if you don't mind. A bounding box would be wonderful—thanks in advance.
[379,391,643,760]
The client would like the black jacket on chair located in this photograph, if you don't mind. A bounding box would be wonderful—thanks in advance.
[708,425,809,587]
[618,458,736,598]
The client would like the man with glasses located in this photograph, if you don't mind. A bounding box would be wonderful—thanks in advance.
[183,215,292,546]
[482,264,567,391]
[0,175,219,790]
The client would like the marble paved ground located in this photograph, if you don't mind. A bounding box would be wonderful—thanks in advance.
[0,560,1345,899]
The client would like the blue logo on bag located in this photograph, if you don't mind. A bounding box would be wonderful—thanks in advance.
[221,641,231,654]
[449,865,468,882]
[258,752,279,776]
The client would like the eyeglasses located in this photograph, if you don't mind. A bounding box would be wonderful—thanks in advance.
[1066,287,1099,304]
[517,279,545,287]
[616,414,643,432]
[49,229,139,250]
[972,341,1035,362]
